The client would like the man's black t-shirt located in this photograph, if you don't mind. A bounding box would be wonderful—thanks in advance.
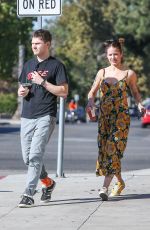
[19,56,68,119]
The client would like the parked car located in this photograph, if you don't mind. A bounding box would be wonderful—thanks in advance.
[141,104,150,128]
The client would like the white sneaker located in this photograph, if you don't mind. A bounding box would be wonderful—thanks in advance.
[99,187,108,201]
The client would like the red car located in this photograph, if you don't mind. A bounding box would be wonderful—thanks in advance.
[141,104,150,128]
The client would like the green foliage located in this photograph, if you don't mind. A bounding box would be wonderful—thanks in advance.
[103,0,150,39]
[0,1,34,79]
[0,93,17,115]
[103,0,150,96]
[45,0,150,104]
[47,0,113,104]
[124,55,148,97]
[0,0,149,107]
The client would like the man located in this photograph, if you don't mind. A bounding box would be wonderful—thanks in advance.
[18,29,68,207]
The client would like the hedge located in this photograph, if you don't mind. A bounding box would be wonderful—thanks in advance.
[0,93,17,116]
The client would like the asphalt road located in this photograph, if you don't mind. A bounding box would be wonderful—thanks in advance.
[0,119,150,175]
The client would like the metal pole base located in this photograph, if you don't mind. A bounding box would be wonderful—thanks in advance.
[56,172,66,178]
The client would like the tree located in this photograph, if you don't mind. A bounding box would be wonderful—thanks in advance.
[102,0,150,96]
[0,1,35,118]
[46,0,113,104]
[46,0,150,104]
[0,1,34,80]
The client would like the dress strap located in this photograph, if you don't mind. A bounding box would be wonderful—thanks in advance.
[123,70,128,81]
[102,68,105,79]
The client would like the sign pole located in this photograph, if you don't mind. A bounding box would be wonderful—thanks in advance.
[56,97,65,177]
[37,16,42,29]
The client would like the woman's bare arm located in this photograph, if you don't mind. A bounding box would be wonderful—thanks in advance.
[127,70,142,104]
[88,69,104,100]
[127,70,145,112]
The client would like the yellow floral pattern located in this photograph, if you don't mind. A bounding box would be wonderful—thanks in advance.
[96,78,130,176]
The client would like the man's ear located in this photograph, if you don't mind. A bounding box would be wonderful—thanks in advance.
[47,41,51,48]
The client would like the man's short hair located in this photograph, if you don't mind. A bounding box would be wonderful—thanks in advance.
[32,29,52,43]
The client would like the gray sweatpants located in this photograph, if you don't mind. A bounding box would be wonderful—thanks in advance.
[20,115,56,196]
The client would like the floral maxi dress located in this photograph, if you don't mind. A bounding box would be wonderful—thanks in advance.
[96,76,130,176]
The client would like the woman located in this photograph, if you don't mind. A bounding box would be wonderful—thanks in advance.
[86,39,145,201]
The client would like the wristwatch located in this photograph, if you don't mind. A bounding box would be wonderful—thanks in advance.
[41,79,46,86]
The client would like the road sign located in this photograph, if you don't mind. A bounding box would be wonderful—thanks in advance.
[17,0,61,16]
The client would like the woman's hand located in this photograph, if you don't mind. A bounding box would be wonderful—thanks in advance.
[138,103,146,116]
[86,98,95,111]
[86,98,97,121]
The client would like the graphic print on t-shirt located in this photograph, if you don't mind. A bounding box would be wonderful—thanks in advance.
[27,70,49,80]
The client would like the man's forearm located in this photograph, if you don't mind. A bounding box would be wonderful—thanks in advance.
[43,81,68,97]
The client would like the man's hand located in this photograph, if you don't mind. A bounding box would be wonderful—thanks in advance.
[31,71,44,85]
[18,85,29,97]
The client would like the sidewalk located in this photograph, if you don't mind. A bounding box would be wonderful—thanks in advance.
[0,169,150,230]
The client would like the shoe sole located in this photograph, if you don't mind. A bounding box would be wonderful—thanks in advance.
[18,204,34,208]
[99,192,108,201]
[40,199,51,203]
